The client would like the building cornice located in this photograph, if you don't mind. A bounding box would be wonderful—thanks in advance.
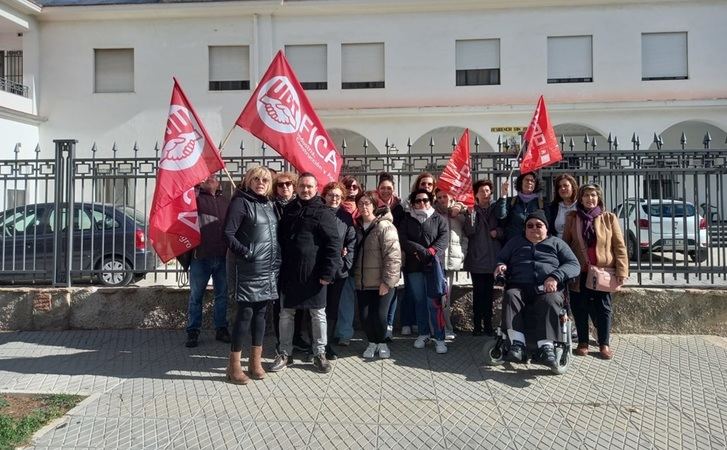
[36,0,715,22]
[319,99,727,120]
[1,0,41,14]
[0,105,45,125]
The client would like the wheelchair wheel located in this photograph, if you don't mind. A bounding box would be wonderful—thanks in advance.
[551,322,573,375]
[483,336,504,366]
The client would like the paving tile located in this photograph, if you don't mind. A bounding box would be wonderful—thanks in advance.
[309,423,378,449]
[508,427,584,449]
[377,424,446,449]
[30,416,125,448]
[437,400,503,431]
[316,397,380,425]
[257,396,323,422]
[379,399,440,426]
[165,419,247,449]
[240,421,313,449]
[498,401,571,430]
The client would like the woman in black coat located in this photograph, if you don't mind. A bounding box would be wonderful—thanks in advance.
[223,166,281,384]
[399,189,449,354]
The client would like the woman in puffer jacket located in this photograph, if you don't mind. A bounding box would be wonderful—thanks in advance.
[434,189,469,340]
[223,165,281,385]
[353,191,401,359]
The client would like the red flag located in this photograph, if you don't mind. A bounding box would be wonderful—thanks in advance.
[236,50,341,183]
[520,96,562,174]
[149,78,225,263]
[437,129,475,208]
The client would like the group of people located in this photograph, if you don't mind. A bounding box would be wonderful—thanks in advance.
[183,165,629,384]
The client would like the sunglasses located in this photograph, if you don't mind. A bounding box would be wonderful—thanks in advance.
[348,184,359,190]
[276,181,293,188]
[413,198,430,204]
[419,182,434,187]
[526,222,545,229]
[253,176,271,183]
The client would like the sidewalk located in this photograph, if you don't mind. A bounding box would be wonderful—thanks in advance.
[0,330,725,449]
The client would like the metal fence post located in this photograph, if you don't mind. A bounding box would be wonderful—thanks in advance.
[52,139,77,287]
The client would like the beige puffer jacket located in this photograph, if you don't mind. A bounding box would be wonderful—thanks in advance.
[353,208,402,290]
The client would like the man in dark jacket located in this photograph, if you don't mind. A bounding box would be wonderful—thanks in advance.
[185,175,230,348]
[494,210,580,368]
[270,173,342,374]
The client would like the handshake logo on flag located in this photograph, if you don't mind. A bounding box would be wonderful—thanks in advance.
[160,105,205,171]
[258,76,301,134]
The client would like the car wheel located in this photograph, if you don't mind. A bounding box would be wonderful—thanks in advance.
[688,248,708,263]
[626,233,638,261]
[98,256,133,286]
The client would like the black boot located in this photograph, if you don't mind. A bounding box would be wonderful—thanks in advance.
[185,330,199,348]
[538,345,558,369]
[216,327,231,343]
[505,341,525,363]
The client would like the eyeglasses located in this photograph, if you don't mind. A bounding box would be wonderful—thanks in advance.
[348,184,359,190]
[526,222,545,229]
[276,181,293,188]
[253,176,271,183]
[358,201,373,208]
[523,177,536,183]
[419,182,434,187]
[326,193,342,199]
[413,198,430,204]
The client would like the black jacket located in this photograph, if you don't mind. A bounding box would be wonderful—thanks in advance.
[278,196,342,309]
[495,195,549,243]
[223,188,281,302]
[194,188,229,259]
[463,203,503,274]
[331,207,356,279]
[399,210,449,274]
[495,235,580,288]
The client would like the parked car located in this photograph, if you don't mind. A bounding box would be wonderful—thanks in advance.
[0,203,158,286]
[614,198,709,262]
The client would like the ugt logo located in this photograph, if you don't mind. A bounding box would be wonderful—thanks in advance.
[257,76,301,134]
[160,105,205,171]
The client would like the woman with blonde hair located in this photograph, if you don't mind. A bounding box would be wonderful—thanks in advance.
[563,183,628,360]
[223,165,281,384]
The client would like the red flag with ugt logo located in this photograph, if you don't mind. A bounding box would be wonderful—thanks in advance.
[149,78,225,263]
[519,96,562,174]
[236,50,341,183]
[437,129,475,208]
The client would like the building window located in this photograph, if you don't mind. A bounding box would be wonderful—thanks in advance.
[285,44,327,90]
[341,43,384,89]
[94,49,134,93]
[547,36,593,84]
[642,32,688,81]
[455,39,500,86]
[209,46,250,91]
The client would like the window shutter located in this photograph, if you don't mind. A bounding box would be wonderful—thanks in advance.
[94,49,134,93]
[547,36,592,81]
[342,43,384,84]
[209,46,249,82]
[456,39,500,70]
[642,32,687,80]
[285,45,327,83]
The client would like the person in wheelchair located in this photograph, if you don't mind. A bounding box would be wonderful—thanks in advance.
[493,210,580,369]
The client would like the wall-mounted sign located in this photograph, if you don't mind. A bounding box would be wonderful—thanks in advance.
[491,127,526,154]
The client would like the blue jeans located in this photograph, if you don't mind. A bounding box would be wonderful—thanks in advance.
[408,271,444,341]
[334,277,355,340]
[386,288,399,328]
[401,273,418,327]
[186,256,228,333]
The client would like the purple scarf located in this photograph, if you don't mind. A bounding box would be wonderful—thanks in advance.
[518,192,538,204]
[576,204,602,246]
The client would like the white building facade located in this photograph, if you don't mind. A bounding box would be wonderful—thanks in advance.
[0,0,725,159]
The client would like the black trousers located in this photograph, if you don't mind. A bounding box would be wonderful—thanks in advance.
[569,275,613,346]
[502,286,564,343]
[470,273,495,333]
[326,278,347,339]
[231,300,269,351]
[357,289,395,344]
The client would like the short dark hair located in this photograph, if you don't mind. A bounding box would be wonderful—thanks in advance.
[298,172,318,185]
[355,190,378,207]
[378,171,395,187]
[515,171,540,193]
[409,188,434,204]
[472,179,494,195]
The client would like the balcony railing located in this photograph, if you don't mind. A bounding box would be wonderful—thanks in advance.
[0,76,30,98]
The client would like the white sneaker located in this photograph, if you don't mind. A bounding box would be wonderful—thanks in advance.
[445,332,456,341]
[362,343,377,359]
[377,343,390,359]
[413,335,429,349]
[385,325,393,340]
[435,340,448,354]
[401,326,412,336]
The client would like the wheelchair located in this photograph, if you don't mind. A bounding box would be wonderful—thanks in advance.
[482,275,574,375]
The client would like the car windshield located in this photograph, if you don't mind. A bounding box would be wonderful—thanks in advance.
[642,203,696,217]
[122,207,147,226]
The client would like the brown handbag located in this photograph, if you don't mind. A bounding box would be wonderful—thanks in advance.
[575,218,622,293]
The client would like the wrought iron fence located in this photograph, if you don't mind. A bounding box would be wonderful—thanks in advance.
[0,132,725,288]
